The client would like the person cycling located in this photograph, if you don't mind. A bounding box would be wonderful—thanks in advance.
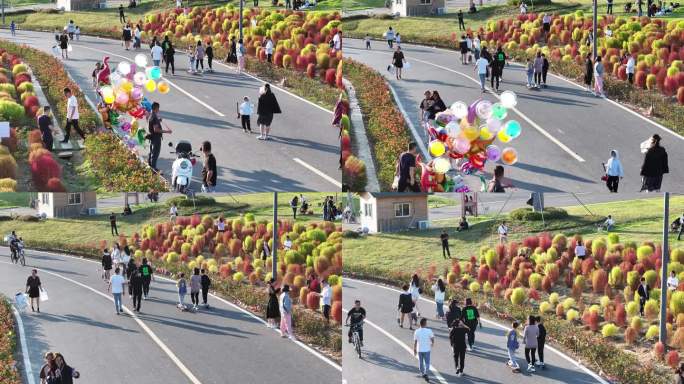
[8,231,19,261]
[346,299,366,346]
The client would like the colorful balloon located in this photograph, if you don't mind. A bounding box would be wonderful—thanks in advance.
[501,147,518,165]
[475,100,493,120]
[120,80,133,93]
[497,129,512,143]
[149,66,162,80]
[433,157,451,174]
[450,102,468,119]
[103,93,115,104]
[117,61,132,75]
[486,117,502,133]
[133,72,147,86]
[157,80,170,94]
[131,87,143,100]
[110,72,123,86]
[121,122,132,132]
[492,103,508,120]
[101,86,114,99]
[445,121,460,137]
[454,137,471,154]
[134,54,148,67]
[500,90,518,108]
[429,140,446,157]
[136,128,146,145]
[485,145,502,161]
[115,91,129,105]
[463,125,479,141]
[504,120,522,139]
[479,126,494,140]
[145,79,156,92]
[435,111,455,127]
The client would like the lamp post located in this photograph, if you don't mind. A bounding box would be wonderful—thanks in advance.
[238,0,244,42]
[592,0,598,60]
[659,192,670,346]
[272,192,278,281]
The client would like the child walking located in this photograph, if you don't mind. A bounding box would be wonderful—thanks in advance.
[187,44,196,74]
[525,58,534,88]
[177,272,187,310]
[506,321,521,371]
[238,96,254,133]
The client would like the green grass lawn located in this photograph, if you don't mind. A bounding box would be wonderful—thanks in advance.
[344,196,684,278]
[0,192,34,208]
[329,0,384,10]
[0,192,339,251]
[9,0,52,8]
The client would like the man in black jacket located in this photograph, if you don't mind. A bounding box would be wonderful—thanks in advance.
[129,269,144,312]
[637,277,650,316]
[201,269,211,308]
[450,320,469,377]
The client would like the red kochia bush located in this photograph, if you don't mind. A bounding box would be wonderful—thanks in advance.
[306,291,320,310]
[331,301,342,323]
[45,177,66,192]
[30,153,61,188]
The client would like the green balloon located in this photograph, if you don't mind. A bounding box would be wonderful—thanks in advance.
[492,103,508,120]
[136,128,146,145]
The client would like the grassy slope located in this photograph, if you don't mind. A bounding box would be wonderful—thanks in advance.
[344,195,684,277]
[0,192,33,208]
[0,192,338,249]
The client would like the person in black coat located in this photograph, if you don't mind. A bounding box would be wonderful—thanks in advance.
[640,134,669,192]
[102,249,113,280]
[637,277,650,316]
[201,269,211,308]
[584,53,593,92]
[129,269,144,312]
[256,84,282,141]
[53,353,80,384]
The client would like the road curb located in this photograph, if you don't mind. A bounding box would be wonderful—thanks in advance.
[342,77,380,192]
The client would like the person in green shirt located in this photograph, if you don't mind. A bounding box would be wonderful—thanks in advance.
[460,298,481,351]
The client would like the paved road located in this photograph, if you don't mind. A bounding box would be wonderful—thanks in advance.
[4,29,340,192]
[0,247,340,383]
[342,278,604,384]
[343,39,684,194]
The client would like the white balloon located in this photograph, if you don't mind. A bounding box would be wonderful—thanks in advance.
[475,100,493,120]
[117,61,132,76]
[500,90,518,109]
[110,72,123,86]
[134,53,148,68]
[445,121,460,137]
[133,71,147,86]
[450,101,468,119]
[486,117,502,133]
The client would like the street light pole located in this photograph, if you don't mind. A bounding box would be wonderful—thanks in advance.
[592,0,598,60]
[659,192,670,346]
[272,192,278,281]
[238,0,243,42]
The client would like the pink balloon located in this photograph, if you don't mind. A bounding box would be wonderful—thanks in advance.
[485,145,501,161]
[115,92,129,105]
[454,137,471,154]
[131,87,143,100]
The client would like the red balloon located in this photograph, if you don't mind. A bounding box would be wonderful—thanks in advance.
[129,106,145,119]
[448,152,464,159]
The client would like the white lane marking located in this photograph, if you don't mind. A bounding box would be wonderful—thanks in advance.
[212,60,334,115]
[12,248,342,372]
[386,83,429,159]
[71,44,225,117]
[342,308,448,384]
[11,305,36,384]
[346,46,586,162]
[0,260,203,384]
[372,40,684,142]
[346,277,609,384]
[293,157,342,188]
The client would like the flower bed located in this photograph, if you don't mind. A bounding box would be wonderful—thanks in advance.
[340,111,368,191]
[83,132,167,192]
[27,129,65,191]
[346,231,684,384]
[343,59,411,190]
[0,295,20,384]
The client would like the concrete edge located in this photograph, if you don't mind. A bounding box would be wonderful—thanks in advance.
[342,77,380,192]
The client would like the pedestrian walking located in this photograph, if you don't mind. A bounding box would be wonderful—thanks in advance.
[385,26,395,48]
[410,274,422,320]
[190,267,201,311]
[122,24,132,51]
[176,272,187,310]
[196,41,205,73]
[59,31,69,59]
[449,319,469,377]
[126,253,136,281]
[498,221,508,244]
[669,270,680,290]
[536,316,546,368]
[264,36,275,63]
[226,36,237,64]
[205,42,213,72]
[139,258,153,299]
[26,269,42,313]
[39,352,56,384]
[109,212,118,235]
[541,53,549,87]
[525,57,534,88]
[62,88,85,144]
[506,321,521,371]
[677,213,684,241]
[256,84,282,140]
[491,46,505,91]
[147,102,172,171]
[459,35,468,65]
[320,280,332,323]
[542,13,551,41]
[10,21,16,37]
[164,41,175,75]
[279,284,294,339]
[238,96,254,132]
[53,353,80,384]
[169,202,178,223]
[392,46,405,80]
[187,44,197,73]
[413,318,434,382]
[431,278,446,320]
[395,33,401,48]
[638,277,649,316]
[475,53,489,92]
[523,315,539,372]
[66,20,75,40]
[201,268,211,308]
[236,38,246,73]
[398,284,415,329]
[446,298,462,328]
[102,248,113,281]
[200,141,217,192]
[607,0,613,13]
[151,42,163,67]
[594,55,605,97]
[626,53,635,84]
[267,278,281,328]
[440,230,450,259]
[290,195,299,220]
[396,142,419,192]
[604,149,624,192]
[365,33,371,49]
[129,268,143,312]
[133,25,141,49]
[108,267,126,315]
[38,106,54,151]
[461,298,481,350]
[640,134,669,192]
[584,53,594,92]
[473,35,481,60]
[457,10,465,30]
[533,51,543,88]
[465,34,473,64]
[119,4,126,23]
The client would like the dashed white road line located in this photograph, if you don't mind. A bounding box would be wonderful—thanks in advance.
[342,308,449,384]
[11,305,36,384]
[293,157,342,188]
[345,277,609,384]
[5,248,342,373]
[0,260,203,384]
[346,45,587,162]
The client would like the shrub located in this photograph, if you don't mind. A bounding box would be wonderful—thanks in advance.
[667,350,681,368]
[609,266,623,287]
[671,291,684,316]
[529,273,542,290]
[626,301,640,317]
[644,299,659,319]
[167,195,216,207]
[631,316,643,332]
[549,292,560,305]
[624,326,638,344]
[511,287,526,305]
[562,297,576,311]
[539,301,552,314]
[592,269,608,293]
[643,269,658,287]
[645,325,659,340]
[601,323,619,338]
[655,341,665,359]
[566,308,580,322]
[469,281,481,293]
[637,245,654,263]
[509,207,568,221]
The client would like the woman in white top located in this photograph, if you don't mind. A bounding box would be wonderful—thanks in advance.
[668,271,679,291]
[431,278,446,320]
[111,243,122,268]
[169,203,178,223]
[236,38,246,73]
[121,246,131,277]
[216,217,226,233]
[410,274,421,321]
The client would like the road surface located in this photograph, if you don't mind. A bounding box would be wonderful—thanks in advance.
[344,39,683,194]
[4,29,340,192]
[343,278,605,384]
[0,247,340,383]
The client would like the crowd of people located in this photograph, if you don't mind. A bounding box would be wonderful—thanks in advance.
[39,352,80,384]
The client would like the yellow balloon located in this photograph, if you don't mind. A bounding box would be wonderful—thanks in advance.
[101,86,114,98]
[157,81,170,95]
[429,140,446,157]
[497,129,512,143]
[121,81,133,93]
[479,126,493,140]
[103,94,115,104]
[145,79,156,92]
[131,119,139,132]
[463,125,479,141]
[433,157,451,174]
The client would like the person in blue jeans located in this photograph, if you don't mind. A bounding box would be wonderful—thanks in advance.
[108,267,126,315]
[413,318,435,382]
[506,321,521,371]
[475,55,489,92]
[177,273,187,310]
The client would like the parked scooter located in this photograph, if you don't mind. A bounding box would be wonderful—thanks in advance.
[169,140,198,194]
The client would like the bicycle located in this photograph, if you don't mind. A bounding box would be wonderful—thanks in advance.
[11,243,26,266]
[347,321,364,358]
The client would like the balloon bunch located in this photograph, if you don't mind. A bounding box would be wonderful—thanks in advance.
[96,54,171,150]
[420,91,522,192]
